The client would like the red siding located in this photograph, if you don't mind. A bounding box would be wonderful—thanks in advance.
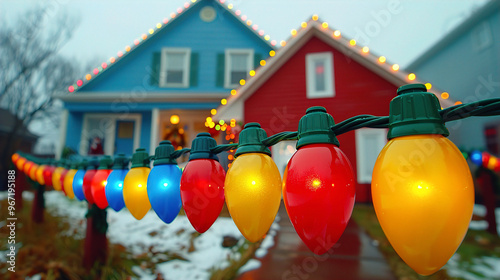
[244,36,398,203]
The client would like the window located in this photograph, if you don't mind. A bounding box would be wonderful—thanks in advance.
[306,52,334,98]
[473,21,492,51]
[272,140,297,177]
[160,48,191,87]
[355,128,387,183]
[225,49,253,88]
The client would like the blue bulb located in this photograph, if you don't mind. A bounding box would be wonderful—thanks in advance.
[147,164,182,224]
[105,169,128,211]
[470,151,483,166]
[73,169,86,201]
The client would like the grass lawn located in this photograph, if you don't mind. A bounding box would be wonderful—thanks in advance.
[352,204,500,280]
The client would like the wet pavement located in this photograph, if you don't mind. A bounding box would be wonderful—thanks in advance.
[237,203,396,280]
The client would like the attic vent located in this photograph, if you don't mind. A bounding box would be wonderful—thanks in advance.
[200,6,216,22]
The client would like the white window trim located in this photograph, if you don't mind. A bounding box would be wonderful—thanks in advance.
[305,52,335,98]
[355,128,387,184]
[160,48,191,88]
[80,113,142,156]
[224,48,254,89]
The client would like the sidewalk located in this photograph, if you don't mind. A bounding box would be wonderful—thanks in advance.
[237,203,396,280]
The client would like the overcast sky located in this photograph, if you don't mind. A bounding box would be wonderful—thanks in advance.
[0,0,488,70]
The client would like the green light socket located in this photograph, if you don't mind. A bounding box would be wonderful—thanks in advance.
[153,141,177,166]
[235,123,271,157]
[297,106,339,149]
[189,132,219,161]
[98,155,114,170]
[387,84,449,139]
[112,154,129,170]
[130,148,150,168]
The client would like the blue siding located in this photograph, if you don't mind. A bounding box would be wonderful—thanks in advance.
[65,112,83,152]
[408,10,500,151]
[79,0,272,93]
[140,111,152,153]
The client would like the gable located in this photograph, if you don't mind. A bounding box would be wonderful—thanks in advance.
[244,36,398,135]
[75,0,273,94]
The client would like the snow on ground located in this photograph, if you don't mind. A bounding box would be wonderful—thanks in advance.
[469,204,500,234]
[0,191,278,279]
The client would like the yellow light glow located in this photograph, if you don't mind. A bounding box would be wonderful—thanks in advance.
[260,60,266,66]
[110,57,116,63]
[455,101,463,105]
[211,109,217,115]
[310,179,322,190]
[247,20,252,26]
[206,117,212,122]
[264,35,270,41]
[425,83,432,90]
[209,122,215,128]
[362,46,369,54]
[142,34,147,40]
[301,22,307,28]
[156,23,162,29]
[392,64,400,71]
[378,56,386,63]
[269,50,276,57]
[85,74,92,80]
[280,40,286,46]
[221,99,227,105]
[225,153,282,242]
[125,46,131,52]
[170,114,180,124]
[249,70,256,76]
[219,120,225,125]
[123,167,151,220]
[63,169,77,199]
[228,3,233,9]
[349,39,356,46]
[228,154,234,160]
[52,167,65,191]
[333,30,341,37]
[372,134,474,275]
[240,79,246,85]
[322,22,328,29]
[441,92,449,99]
[408,73,416,80]
[231,89,237,95]
[312,14,319,21]
[36,165,46,185]
[149,29,154,34]
[488,157,498,170]
[291,29,297,36]
[178,128,184,134]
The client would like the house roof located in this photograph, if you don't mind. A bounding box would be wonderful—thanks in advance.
[407,0,499,70]
[64,0,276,94]
[213,17,458,122]
[0,109,39,141]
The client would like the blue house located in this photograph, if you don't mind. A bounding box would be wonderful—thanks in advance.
[406,0,500,153]
[56,0,274,158]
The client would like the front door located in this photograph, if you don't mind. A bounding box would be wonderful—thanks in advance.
[115,120,135,155]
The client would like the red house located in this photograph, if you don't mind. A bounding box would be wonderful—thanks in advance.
[214,18,454,203]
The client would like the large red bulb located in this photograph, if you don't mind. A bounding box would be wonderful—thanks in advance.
[91,169,112,209]
[60,169,69,196]
[180,159,225,233]
[83,169,97,204]
[43,166,55,187]
[283,143,355,254]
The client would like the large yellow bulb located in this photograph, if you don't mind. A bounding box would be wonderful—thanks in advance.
[372,134,474,275]
[52,167,65,191]
[225,153,282,242]
[63,169,78,199]
[123,167,151,220]
[29,164,39,181]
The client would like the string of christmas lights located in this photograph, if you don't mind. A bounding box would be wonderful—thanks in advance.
[13,84,500,276]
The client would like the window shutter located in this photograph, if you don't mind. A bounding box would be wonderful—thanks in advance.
[150,52,161,86]
[190,52,199,87]
[216,53,225,87]
[254,53,262,68]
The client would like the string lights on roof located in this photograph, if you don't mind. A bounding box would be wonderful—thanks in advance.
[67,0,275,93]
[208,15,460,128]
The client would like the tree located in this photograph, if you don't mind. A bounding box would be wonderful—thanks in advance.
[0,7,79,210]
